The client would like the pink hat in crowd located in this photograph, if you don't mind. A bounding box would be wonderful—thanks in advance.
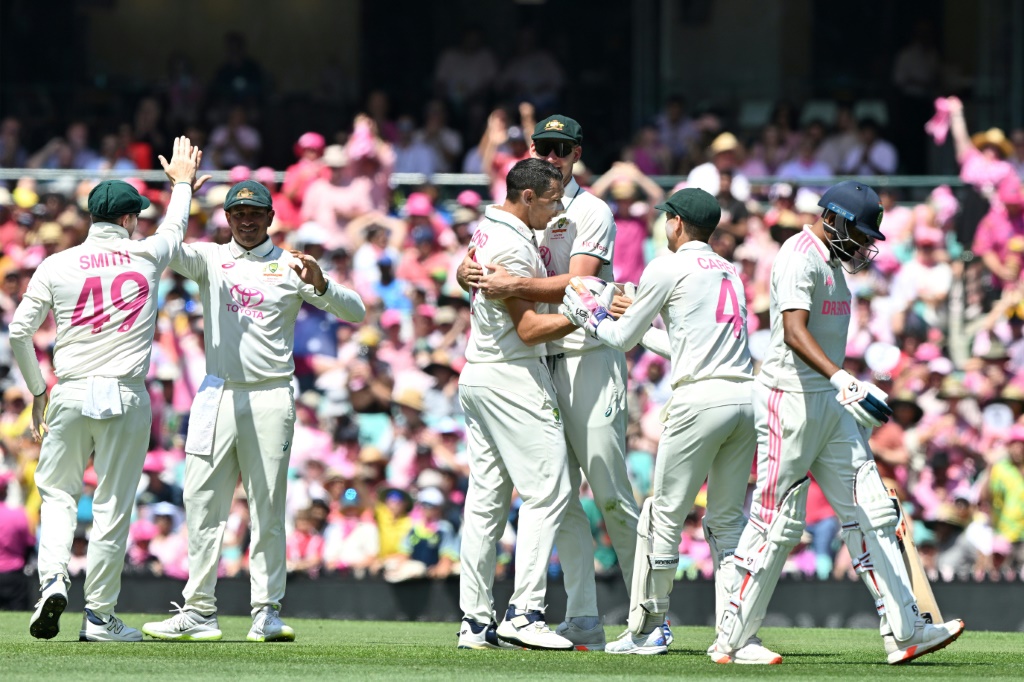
[915,343,942,362]
[914,225,944,246]
[83,467,98,487]
[254,166,276,186]
[457,190,481,209]
[0,471,14,487]
[993,534,1013,556]
[1008,424,1024,442]
[873,252,901,276]
[131,520,158,543]
[229,166,251,184]
[404,192,433,217]
[143,452,164,475]
[998,177,1024,206]
[380,309,403,329]
[928,357,954,375]
[294,132,326,157]
[122,178,146,194]
[415,304,436,319]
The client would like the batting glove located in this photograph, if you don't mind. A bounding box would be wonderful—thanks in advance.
[563,277,614,337]
[829,369,893,429]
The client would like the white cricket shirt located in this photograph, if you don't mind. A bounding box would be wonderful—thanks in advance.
[9,184,193,395]
[464,206,547,363]
[538,176,616,354]
[171,237,365,384]
[595,241,753,387]
[757,226,851,393]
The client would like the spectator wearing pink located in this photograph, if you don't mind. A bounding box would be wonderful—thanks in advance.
[148,503,190,580]
[291,398,333,470]
[376,309,417,376]
[301,144,369,249]
[283,132,327,211]
[0,472,33,609]
[126,520,160,572]
[973,178,1024,288]
[343,115,394,214]
[256,165,299,232]
[589,161,665,286]
[875,189,915,258]
[741,124,791,177]
[892,225,953,329]
[286,508,325,576]
[624,124,671,175]
[943,97,1018,195]
[322,488,379,576]
[395,205,451,295]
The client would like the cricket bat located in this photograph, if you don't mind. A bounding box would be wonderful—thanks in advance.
[890,488,942,624]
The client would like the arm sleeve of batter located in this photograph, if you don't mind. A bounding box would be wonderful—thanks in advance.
[8,264,54,396]
[569,200,616,263]
[774,249,814,312]
[596,256,673,351]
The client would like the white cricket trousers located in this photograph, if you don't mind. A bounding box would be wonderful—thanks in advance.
[748,382,871,529]
[459,358,571,624]
[34,379,150,615]
[182,381,295,616]
[550,346,639,618]
[651,379,755,557]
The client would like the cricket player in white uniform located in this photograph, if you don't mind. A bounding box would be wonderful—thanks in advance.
[459,115,640,650]
[9,137,207,641]
[711,181,964,665]
[142,180,365,643]
[561,188,781,662]
[457,158,579,651]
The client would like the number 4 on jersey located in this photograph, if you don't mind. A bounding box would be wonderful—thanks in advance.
[715,279,743,339]
[71,273,150,334]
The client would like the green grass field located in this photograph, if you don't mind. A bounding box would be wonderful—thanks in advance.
[1,612,1020,681]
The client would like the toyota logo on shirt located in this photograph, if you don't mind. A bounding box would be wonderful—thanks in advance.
[230,284,265,308]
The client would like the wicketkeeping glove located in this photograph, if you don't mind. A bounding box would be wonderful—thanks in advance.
[562,276,614,337]
[829,369,893,428]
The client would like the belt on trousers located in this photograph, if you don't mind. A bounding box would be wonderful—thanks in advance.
[545,353,565,373]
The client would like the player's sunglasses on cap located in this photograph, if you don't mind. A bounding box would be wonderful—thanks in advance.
[534,140,576,158]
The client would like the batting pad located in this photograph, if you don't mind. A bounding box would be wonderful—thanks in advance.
[717,477,810,654]
[848,461,920,642]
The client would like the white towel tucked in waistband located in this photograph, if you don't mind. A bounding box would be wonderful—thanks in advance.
[184,375,226,456]
[82,376,124,419]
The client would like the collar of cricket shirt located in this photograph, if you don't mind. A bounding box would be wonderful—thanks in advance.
[228,237,276,259]
[87,222,130,240]
[562,176,583,211]
[676,241,713,253]
[483,205,537,246]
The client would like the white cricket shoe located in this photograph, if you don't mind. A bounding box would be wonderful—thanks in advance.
[142,602,223,641]
[247,606,295,642]
[555,620,606,651]
[79,609,143,642]
[661,622,674,646]
[29,574,68,640]
[605,628,668,655]
[457,618,520,649]
[495,608,573,650]
[884,618,965,665]
[708,636,783,664]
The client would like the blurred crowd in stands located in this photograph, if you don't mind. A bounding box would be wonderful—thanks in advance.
[3,28,1024,596]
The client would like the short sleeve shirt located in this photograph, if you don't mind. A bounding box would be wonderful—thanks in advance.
[464,206,547,363]
[757,227,851,393]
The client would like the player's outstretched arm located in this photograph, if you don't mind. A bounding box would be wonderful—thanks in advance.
[290,251,367,323]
